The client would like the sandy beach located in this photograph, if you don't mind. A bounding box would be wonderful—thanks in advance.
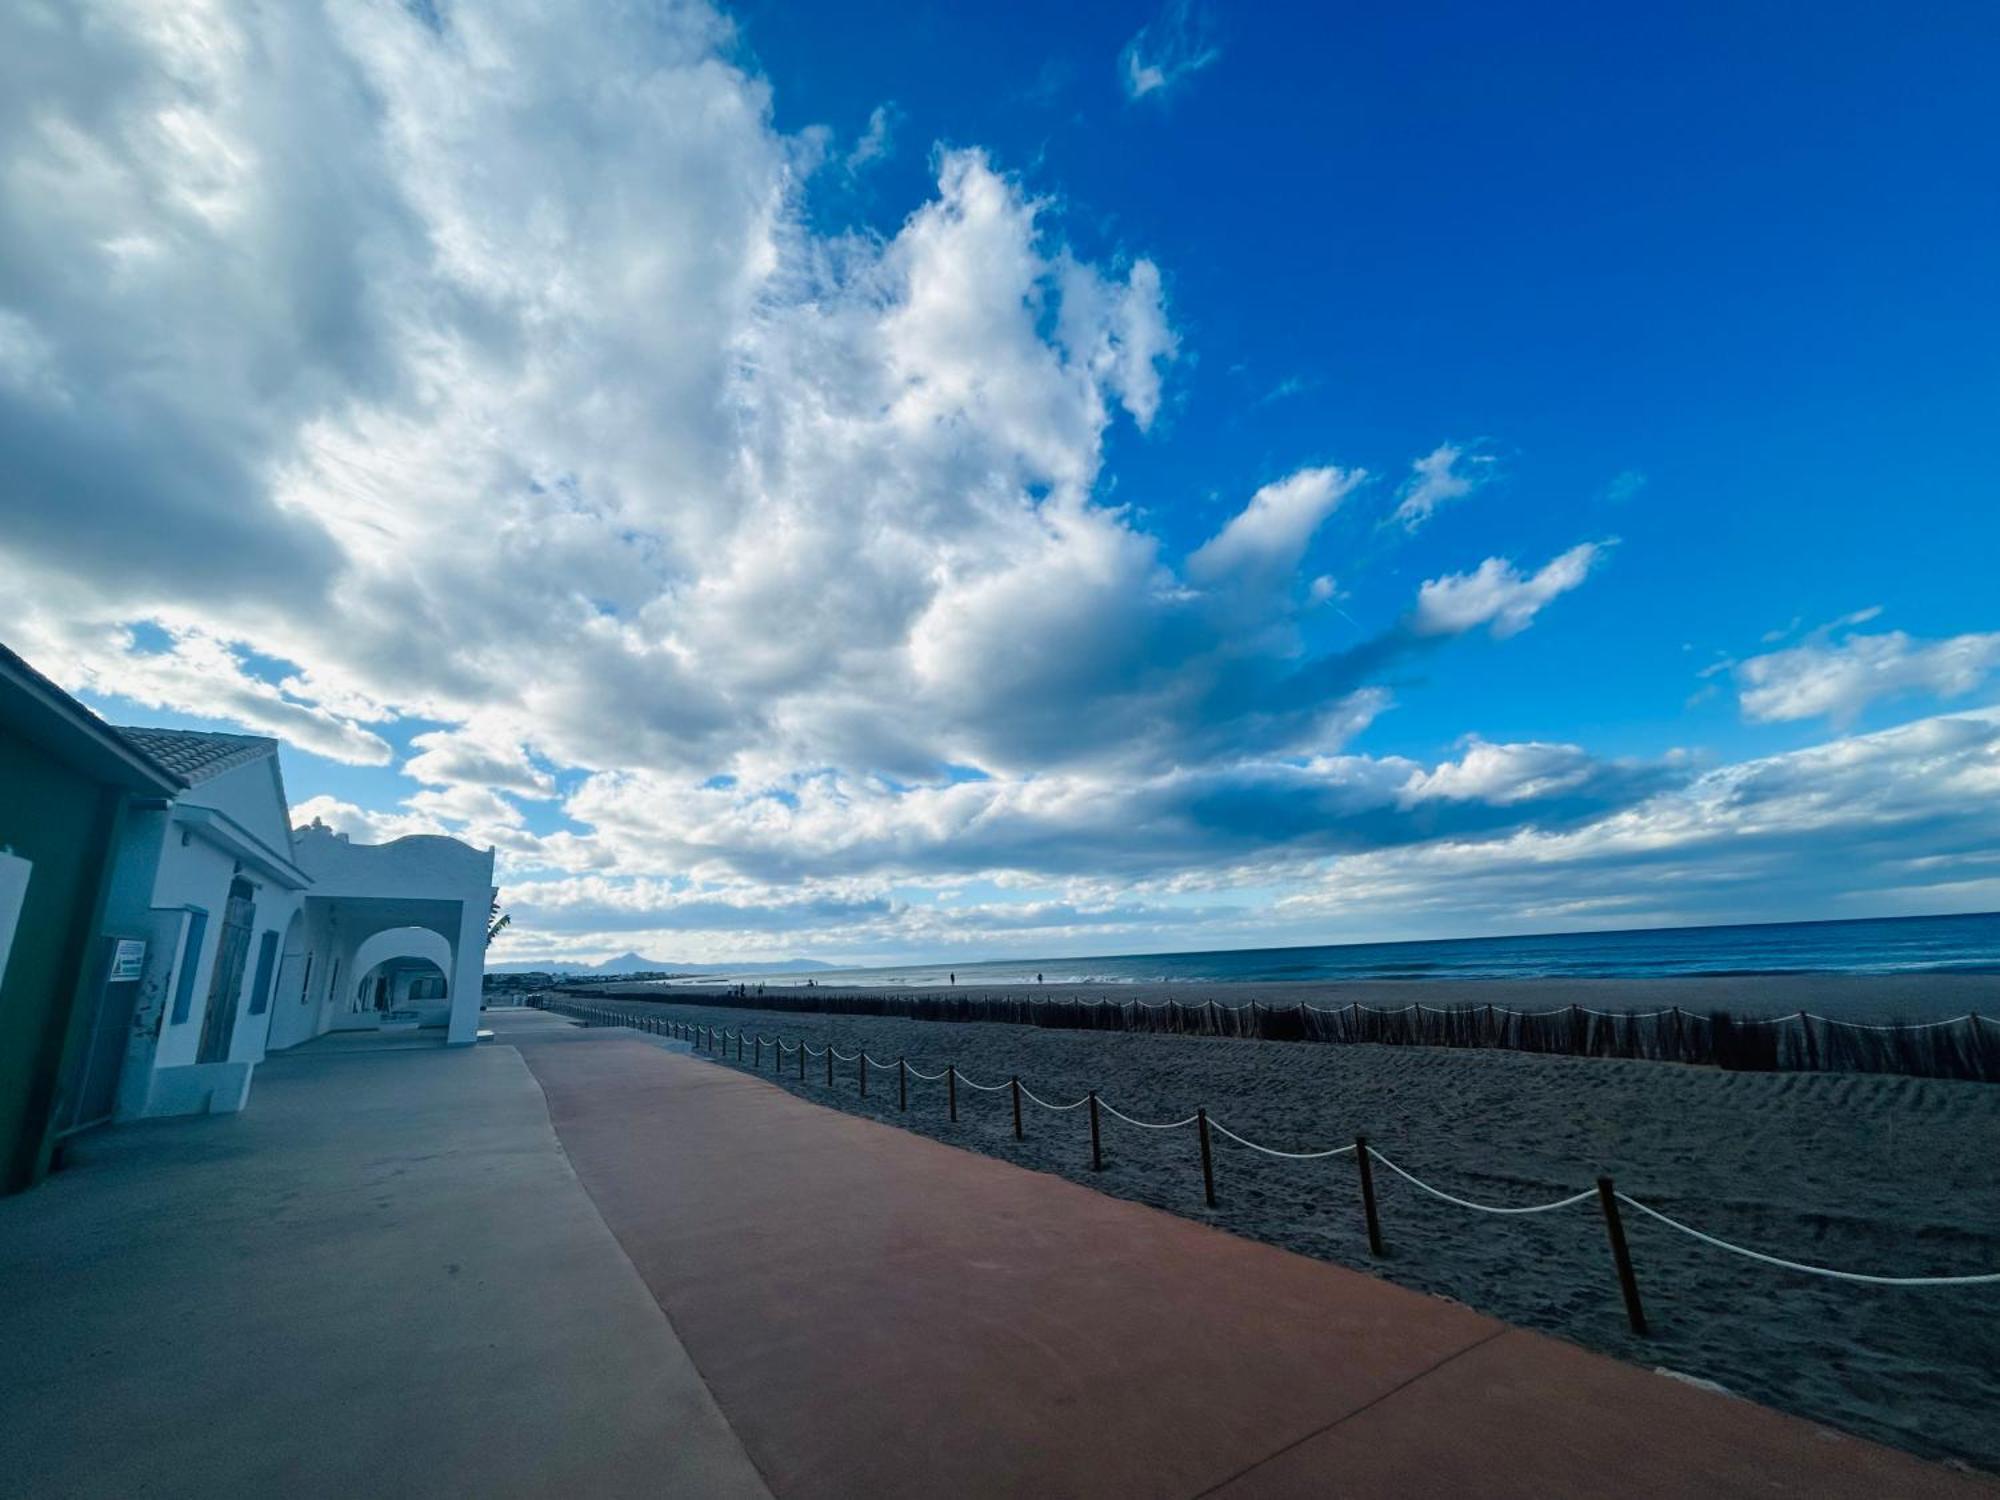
[564,989,2000,1474]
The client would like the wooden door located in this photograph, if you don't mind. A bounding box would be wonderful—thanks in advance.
[197,880,256,1064]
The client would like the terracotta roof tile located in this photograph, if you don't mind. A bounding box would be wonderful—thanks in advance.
[112,726,277,784]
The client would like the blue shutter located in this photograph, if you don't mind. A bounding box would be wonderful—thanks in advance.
[247,929,280,1016]
[169,908,208,1025]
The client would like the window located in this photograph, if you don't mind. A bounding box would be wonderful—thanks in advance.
[247,929,280,1016]
[168,908,208,1025]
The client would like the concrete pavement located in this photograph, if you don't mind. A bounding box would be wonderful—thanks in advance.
[0,1013,768,1499]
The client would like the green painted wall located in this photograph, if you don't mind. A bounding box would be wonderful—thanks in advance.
[0,730,120,1194]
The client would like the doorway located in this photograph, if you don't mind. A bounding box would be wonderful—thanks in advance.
[197,879,256,1064]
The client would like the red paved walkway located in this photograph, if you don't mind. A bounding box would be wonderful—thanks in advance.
[518,1035,1994,1499]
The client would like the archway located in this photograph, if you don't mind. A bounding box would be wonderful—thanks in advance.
[347,926,456,1027]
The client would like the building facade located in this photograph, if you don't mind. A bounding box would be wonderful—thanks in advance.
[108,729,498,1120]
[1,643,497,1193]
[0,646,183,1194]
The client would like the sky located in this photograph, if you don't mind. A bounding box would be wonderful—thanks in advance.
[2,0,1998,967]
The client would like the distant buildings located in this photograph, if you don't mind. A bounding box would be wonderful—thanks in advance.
[0,642,494,1195]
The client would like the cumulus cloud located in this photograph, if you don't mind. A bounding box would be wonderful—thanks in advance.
[1188,467,1363,584]
[502,711,1992,959]
[292,794,443,844]
[1280,709,2000,936]
[1119,0,1220,101]
[1391,442,1493,532]
[845,102,899,173]
[1400,739,1605,806]
[11,0,1975,967]
[1412,543,1605,639]
[1735,625,2000,727]
[404,726,556,798]
[6,610,392,765]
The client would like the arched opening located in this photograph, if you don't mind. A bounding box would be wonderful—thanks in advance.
[354,954,449,1016]
[346,925,456,1028]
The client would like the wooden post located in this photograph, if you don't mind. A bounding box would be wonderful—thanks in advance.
[754,1036,761,1069]
[1355,1135,1384,1256]
[1596,1177,1648,1336]
[1011,1076,1023,1139]
[825,1047,833,1086]
[799,1043,806,1080]
[1197,1108,1216,1208]
[860,1052,868,1098]
[1088,1091,1102,1171]
[948,1065,958,1122]
[1799,1010,1819,1071]
[898,1058,907,1111]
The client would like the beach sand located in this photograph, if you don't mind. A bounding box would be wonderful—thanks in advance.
[574,985,2000,1475]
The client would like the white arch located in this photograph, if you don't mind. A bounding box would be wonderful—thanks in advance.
[350,926,455,997]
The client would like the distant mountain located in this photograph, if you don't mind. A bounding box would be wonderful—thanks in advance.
[487,951,837,976]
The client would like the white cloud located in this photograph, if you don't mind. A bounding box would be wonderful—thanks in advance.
[845,102,899,173]
[1400,739,1600,806]
[404,726,556,798]
[5,608,392,764]
[291,794,443,844]
[1280,709,2000,936]
[1391,442,1493,532]
[7,0,1986,966]
[496,709,1997,958]
[1119,0,1220,101]
[1736,626,2000,727]
[1189,467,1363,583]
[1412,542,1605,639]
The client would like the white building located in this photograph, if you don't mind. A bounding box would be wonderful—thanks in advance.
[101,728,495,1122]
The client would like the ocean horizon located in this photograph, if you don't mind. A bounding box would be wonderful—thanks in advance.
[704,911,2000,990]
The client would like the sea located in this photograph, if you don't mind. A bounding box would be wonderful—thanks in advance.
[706,913,2000,991]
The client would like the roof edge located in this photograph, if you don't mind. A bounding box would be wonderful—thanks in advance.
[0,642,185,795]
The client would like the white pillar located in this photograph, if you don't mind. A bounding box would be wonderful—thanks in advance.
[446,898,485,1046]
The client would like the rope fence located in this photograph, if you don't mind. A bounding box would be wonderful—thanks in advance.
[556,984,2000,1082]
[537,996,2000,1335]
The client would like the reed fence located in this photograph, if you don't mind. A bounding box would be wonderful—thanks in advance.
[552,986,2000,1081]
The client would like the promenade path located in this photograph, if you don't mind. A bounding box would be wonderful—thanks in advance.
[515,1024,1997,1500]
[1,1009,1990,1498]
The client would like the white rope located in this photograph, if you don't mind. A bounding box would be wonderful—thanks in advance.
[863,1052,898,1069]
[1098,1100,1199,1130]
[1206,1119,1358,1160]
[1018,1084,1088,1111]
[905,1063,952,1081]
[1614,1194,2000,1285]
[1367,1148,1598,1216]
[803,1044,826,1058]
[1806,1013,1977,1033]
[829,1047,860,1062]
[958,1074,1012,1092]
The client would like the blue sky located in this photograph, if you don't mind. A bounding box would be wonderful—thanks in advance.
[4,0,1997,964]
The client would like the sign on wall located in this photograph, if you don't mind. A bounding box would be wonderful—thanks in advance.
[108,938,147,983]
[0,849,30,989]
